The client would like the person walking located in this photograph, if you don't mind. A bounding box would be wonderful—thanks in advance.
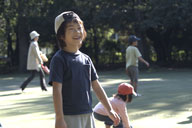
[125,35,149,96]
[93,83,136,128]
[49,11,120,128]
[20,31,47,91]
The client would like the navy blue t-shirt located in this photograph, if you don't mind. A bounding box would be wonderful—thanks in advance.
[49,50,98,115]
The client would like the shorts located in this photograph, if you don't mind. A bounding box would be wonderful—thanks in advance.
[127,66,139,83]
[93,112,123,128]
[64,113,95,128]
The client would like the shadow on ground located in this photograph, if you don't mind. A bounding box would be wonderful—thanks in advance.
[94,68,192,122]
[1,68,192,128]
[178,115,192,124]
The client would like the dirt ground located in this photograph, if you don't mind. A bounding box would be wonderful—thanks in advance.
[0,68,192,128]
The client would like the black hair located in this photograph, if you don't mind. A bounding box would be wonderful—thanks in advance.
[30,36,39,42]
[129,41,134,45]
[31,39,35,41]
[114,94,133,102]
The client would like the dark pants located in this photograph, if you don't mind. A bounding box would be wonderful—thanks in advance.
[20,68,47,91]
[93,112,123,128]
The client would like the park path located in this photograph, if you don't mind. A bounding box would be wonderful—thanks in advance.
[0,68,192,128]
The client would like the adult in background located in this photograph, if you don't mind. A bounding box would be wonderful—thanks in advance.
[20,31,47,91]
[125,35,149,96]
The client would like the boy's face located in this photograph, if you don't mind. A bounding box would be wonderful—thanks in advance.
[132,41,138,46]
[63,21,83,48]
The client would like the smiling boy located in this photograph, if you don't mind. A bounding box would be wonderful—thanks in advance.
[49,11,120,128]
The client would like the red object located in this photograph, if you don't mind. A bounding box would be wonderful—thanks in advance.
[118,83,137,96]
[41,64,50,74]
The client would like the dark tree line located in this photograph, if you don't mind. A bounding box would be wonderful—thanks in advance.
[1,0,192,72]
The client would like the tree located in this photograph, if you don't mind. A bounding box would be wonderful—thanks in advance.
[143,0,192,65]
[0,0,56,71]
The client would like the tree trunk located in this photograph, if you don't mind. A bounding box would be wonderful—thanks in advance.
[14,28,20,66]
[93,28,99,66]
[17,17,29,72]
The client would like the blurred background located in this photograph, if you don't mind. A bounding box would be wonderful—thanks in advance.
[1,0,192,73]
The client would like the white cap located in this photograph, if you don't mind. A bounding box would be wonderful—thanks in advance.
[54,11,80,34]
[30,31,40,40]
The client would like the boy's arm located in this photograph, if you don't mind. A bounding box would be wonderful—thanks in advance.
[138,56,150,67]
[52,82,67,128]
[92,80,120,126]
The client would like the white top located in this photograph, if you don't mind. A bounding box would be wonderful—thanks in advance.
[27,41,43,71]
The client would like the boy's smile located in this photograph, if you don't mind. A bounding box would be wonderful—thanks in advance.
[64,22,83,46]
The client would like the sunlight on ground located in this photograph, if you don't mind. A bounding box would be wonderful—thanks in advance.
[0,77,14,80]
[101,79,128,86]
[139,78,164,82]
[1,113,54,128]
[1,86,191,128]
[1,69,192,128]
[0,87,54,128]
[131,112,192,128]
[101,78,163,86]
[96,111,192,128]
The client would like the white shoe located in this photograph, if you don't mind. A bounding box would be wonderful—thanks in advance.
[136,93,142,97]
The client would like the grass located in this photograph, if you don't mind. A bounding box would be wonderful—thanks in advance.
[0,68,192,128]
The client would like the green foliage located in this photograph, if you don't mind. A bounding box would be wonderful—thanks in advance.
[142,0,192,64]
[1,0,192,72]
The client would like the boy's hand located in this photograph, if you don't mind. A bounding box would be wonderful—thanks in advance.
[55,118,67,128]
[108,109,120,126]
[145,62,150,67]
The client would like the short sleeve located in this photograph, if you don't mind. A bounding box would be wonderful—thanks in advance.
[49,55,64,85]
[135,47,142,58]
[88,58,99,81]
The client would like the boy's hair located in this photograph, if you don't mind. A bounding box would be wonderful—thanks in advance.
[114,93,133,102]
[55,11,87,49]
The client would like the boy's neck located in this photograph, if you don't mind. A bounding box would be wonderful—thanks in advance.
[63,46,79,53]
[131,44,137,47]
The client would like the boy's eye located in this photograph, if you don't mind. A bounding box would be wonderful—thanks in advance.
[67,27,76,31]
[68,27,82,31]
[69,28,74,30]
